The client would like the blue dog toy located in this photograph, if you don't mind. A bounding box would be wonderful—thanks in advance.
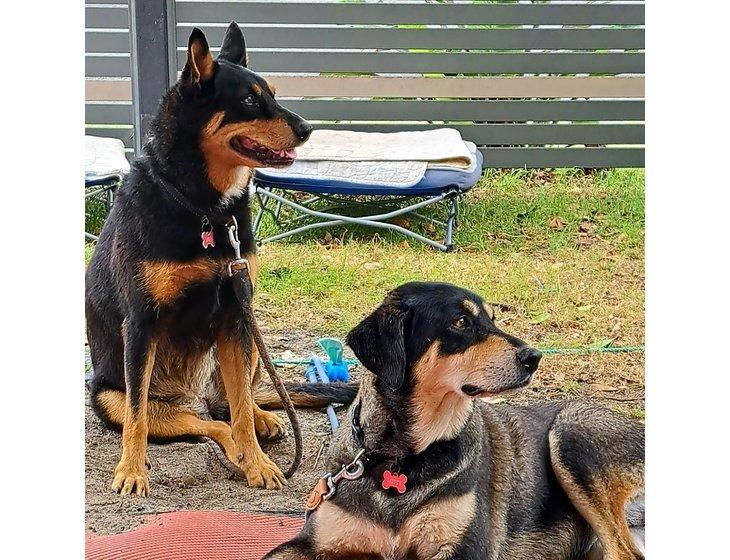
[303,338,352,433]
[317,337,350,382]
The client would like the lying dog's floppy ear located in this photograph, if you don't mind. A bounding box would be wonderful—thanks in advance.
[346,296,408,393]
[184,28,215,84]
[218,21,248,67]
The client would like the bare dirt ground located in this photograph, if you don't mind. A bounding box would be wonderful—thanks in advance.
[85,329,644,536]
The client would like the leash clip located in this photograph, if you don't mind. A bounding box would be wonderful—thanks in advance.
[322,448,366,500]
[227,216,249,277]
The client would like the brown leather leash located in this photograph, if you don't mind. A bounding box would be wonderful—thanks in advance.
[150,168,303,480]
[227,218,303,479]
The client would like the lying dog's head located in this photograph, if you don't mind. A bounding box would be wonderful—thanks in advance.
[347,282,541,400]
[172,23,312,192]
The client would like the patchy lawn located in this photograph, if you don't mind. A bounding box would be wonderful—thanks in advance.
[85,167,644,405]
[254,168,644,349]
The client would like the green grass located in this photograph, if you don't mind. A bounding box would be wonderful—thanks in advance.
[85,168,645,349]
[253,169,644,346]
[256,168,644,258]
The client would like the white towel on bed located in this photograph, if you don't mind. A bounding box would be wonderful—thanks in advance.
[85,135,130,178]
[262,159,428,187]
[295,128,474,169]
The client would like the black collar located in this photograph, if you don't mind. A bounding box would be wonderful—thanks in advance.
[147,160,232,227]
[351,401,367,451]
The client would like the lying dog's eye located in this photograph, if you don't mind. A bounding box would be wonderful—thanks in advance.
[242,95,257,106]
[452,316,467,330]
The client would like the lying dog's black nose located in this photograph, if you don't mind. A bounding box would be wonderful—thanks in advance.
[294,120,313,142]
[518,347,542,374]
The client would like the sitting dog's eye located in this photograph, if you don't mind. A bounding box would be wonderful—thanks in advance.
[452,316,467,329]
[242,94,256,106]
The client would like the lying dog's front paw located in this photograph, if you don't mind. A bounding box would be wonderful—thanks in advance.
[239,451,285,490]
[254,408,287,440]
[111,461,149,496]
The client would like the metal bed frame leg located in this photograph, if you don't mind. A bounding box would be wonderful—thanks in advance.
[85,174,122,242]
[444,193,459,252]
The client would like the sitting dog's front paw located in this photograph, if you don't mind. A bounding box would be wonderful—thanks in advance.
[111,461,150,496]
[239,451,285,490]
[254,408,287,440]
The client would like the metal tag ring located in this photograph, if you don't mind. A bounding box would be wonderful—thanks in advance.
[341,459,365,481]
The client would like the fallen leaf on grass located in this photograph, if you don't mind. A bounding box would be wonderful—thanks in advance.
[589,383,619,393]
[391,217,411,228]
[549,217,566,230]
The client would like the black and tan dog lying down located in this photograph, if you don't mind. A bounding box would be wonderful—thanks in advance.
[266,282,645,560]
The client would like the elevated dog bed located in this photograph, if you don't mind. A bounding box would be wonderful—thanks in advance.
[85,510,303,560]
[85,136,130,241]
[253,129,484,252]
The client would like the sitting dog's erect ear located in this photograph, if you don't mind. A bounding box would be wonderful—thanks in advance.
[346,297,408,393]
[218,21,248,67]
[185,28,215,84]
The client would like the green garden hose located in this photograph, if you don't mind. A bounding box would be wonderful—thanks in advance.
[272,345,644,366]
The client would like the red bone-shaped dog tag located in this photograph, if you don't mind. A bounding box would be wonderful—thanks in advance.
[382,470,407,494]
[201,230,215,249]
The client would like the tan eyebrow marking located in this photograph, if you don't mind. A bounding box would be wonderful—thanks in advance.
[482,302,495,320]
[251,83,262,96]
[463,300,480,316]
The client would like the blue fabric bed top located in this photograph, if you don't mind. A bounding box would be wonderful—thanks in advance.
[254,147,483,196]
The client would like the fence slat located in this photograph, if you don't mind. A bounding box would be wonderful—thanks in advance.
[91,50,645,78]
[86,54,131,77]
[176,26,644,51]
[173,51,644,75]
[86,102,133,124]
[86,29,130,53]
[480,147,643,168]
[84,100,644,126]
[176,2,645,26]
[312,123,644,146]
[85,5,129,28]
[281,100,644,123]
[85,76,645,101]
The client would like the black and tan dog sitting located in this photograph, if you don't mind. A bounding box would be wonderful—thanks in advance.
[265,282,645,560]
[85,23,328,496]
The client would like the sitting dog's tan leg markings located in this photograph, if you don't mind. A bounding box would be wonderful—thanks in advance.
[96,389,238,463]
[112,339,157,497]
[249,342,287,439]
[550,432,644,560]
[238,253,285,439]
[217,334,285,489]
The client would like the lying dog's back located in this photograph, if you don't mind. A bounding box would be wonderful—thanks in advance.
[476,400,644,559]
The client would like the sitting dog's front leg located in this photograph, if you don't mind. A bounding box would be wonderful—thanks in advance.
[217,334,285,489]
[111,317,156,496]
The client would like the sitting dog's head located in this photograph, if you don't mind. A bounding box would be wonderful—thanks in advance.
[347,282,541,401]
[169,23,312,193]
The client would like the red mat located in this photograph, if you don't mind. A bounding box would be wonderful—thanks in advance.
[86,510,304,560]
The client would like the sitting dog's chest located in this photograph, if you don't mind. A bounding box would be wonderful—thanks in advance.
[139,256,226,307]
[138,255,252,338]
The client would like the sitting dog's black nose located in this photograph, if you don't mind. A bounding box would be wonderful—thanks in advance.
[294,120,313,142]
[518,347,542,374]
